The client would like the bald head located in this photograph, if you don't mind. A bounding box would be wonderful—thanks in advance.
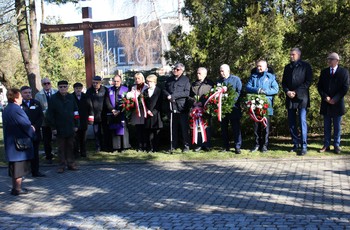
[220,64,230,78]
[256,60,268,73]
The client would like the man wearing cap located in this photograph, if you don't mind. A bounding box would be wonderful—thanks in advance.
[35,78,58,164]
[46,80,80,173]
[317,52,349,154]
[72,82,94,157]
[163,63,191,152]
[86,76,108,152]
[20,86,45,177]
[282,48,313,156]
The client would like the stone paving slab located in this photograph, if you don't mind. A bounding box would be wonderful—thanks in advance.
[1,158,350,229]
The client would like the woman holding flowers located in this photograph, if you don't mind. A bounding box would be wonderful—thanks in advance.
[129,73,149,151]
[246,60,279,153]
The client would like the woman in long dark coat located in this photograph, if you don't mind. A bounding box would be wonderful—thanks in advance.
[3,88,35,195]
[144,74,163,152]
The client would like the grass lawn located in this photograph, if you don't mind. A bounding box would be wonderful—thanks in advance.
[1,123,349,167]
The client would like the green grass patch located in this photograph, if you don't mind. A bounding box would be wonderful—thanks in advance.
[0,123,349,167]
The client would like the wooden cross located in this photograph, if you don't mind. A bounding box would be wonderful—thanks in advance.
[40,7,137,87]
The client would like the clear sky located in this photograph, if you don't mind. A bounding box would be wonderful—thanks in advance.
[44,0,180,24]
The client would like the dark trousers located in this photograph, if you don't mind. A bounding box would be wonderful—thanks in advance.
[146,129,160,151]
[57,136,75,167]
[42,126,53,160]
[31,140,41,175]
[323,114,342,147]
[74,129,87,157]
[170,112,190,149]
[220,113,242,150]
[135,124,146,150]
[253,116,271,148]
[93,123,103,151]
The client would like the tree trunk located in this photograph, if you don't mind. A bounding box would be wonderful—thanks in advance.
[15,0,41,94]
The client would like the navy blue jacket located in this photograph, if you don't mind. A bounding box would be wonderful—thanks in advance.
[3,103,34,162]
[246,71,279,115]
[217,74,242,118]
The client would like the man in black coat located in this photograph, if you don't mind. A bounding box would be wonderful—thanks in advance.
[20,86,45,177]
[163,63,191,152]
[86,76,108,152]
[72,82,94,157]
[317,52,349,154]
[282,48,313,156]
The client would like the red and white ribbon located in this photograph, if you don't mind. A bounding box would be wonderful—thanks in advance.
[204,86,227,121]
[190,107,207,144]
[134,91,147,118]
[249,107,268,127]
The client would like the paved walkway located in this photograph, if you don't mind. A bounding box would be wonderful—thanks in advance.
[1,157,350,229]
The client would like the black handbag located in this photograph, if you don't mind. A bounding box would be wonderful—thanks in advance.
[15,137,32,151]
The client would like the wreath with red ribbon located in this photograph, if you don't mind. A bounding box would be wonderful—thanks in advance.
[203,83,237,121]
[243,94,270,127]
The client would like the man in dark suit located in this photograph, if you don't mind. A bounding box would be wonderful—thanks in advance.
[282,48,313,156]
[317,52,349,154]
[163,63,191,152]
[86,76,108,152]
[72,82,94,157]
[20,86,45,177]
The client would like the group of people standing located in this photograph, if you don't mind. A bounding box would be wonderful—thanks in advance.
[2,47,349,196]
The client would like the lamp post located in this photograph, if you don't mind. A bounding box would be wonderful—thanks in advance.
[94,39,104,76]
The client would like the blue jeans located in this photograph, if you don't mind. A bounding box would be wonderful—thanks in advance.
[287,108,308,150]
[323,114,342,147]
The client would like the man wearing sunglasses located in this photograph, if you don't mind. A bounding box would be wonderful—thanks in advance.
[163,63,191,152]
[46,80,80,173]
[35,78,58,164]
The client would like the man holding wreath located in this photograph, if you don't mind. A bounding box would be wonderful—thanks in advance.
[246,60,279,153]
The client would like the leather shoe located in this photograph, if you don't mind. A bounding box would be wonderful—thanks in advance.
[250,146,259,152]
[334,146,341,154]
[68,165,79,171]
[194,147,202,152]
[319,146,330,153]
[182,147,190,153]
[57,167,65,173]
[290,145,299,153]
[11,188,29,196]
[261,146,268,153]
[297,149,307,156]
[235,148,241,154]
[32,172,46,177]
[220,148,230,152]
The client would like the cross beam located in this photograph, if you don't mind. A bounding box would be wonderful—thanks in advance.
[40,7,137,87]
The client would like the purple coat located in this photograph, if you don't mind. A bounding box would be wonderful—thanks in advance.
[106,86,129,135]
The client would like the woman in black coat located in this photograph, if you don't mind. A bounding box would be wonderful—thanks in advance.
[144,74,163,152]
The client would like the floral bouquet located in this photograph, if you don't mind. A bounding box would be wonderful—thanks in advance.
[121,91,147,119]
[243,94,270,127]
[189,106,208,144]
[203,83,237,121]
